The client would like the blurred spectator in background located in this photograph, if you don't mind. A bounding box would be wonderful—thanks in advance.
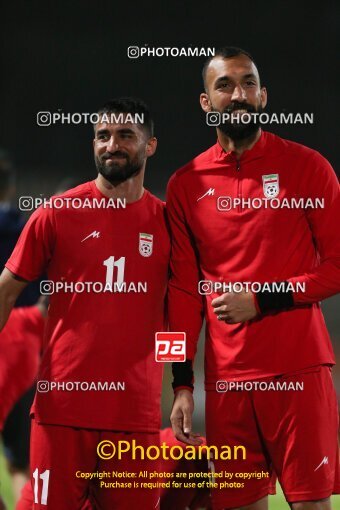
[0,149,24,267]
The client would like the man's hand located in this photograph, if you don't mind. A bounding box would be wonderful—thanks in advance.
[170,389,202,446]
[211,289,258,324]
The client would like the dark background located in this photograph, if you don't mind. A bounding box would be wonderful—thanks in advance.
[0,0,339,197]
[0,0,339,427]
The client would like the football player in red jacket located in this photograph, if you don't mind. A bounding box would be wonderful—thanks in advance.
[168,47,340,510]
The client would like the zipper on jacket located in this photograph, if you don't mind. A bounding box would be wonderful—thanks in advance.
[236,159,241,212]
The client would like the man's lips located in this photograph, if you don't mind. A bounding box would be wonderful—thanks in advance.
[103,154,128,161]
[227,109,252,115]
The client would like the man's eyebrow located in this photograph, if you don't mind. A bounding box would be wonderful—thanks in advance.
[215,73,258,85]
[95,127,136,136]
[243,73,258,80]
[117,128,135,134]
[95,128,110,136]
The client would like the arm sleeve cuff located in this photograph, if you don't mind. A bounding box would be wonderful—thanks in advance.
[173,386,194,393]
[255,282,295,314]
[172,360,194,392]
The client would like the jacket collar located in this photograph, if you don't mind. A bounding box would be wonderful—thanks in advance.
[213,129,268,163]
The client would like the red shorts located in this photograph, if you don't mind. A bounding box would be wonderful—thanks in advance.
[30,420,160,510]
[20,427,210,510]
[159,427,211,510]
[16,481,92,510]
[206,366,340,509]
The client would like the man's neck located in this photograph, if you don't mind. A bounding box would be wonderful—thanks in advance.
[217,128,262,159]
[95,172,145,203]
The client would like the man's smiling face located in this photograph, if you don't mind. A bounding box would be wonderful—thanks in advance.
[201,54,267,140]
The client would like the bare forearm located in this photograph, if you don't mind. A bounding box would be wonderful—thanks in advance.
[0,291,16,330]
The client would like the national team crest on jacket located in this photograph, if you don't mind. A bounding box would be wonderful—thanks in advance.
[139,233,153,257]
[262,174,279,198]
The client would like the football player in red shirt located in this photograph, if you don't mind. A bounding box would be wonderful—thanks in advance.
[0,97,170,510]
[168,48,340,510]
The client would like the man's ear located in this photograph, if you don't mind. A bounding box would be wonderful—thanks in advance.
[145,137,157,158]
[260,87,267,109]
[200,93,212,113]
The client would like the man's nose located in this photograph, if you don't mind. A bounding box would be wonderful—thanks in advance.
[106,136,119,152]
[231,85,247,102]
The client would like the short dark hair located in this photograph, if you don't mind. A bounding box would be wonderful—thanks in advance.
[202,46,258,90]
[96,97,154,138]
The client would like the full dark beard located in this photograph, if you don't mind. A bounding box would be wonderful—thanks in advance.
[214,102,263,141]
[95,152,144,184]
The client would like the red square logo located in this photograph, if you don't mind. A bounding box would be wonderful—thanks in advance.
[155,332,186,362]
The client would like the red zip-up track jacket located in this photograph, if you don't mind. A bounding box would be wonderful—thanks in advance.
[167,130,340,384]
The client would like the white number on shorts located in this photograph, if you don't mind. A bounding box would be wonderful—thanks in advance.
[103,256,126,287]
[33,468,50,505]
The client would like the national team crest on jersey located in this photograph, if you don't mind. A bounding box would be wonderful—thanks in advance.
[139,233,153,257]
[262,174,279,198]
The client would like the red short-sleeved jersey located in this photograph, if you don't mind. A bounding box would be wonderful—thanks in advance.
[6,181,170,431]
[0,306,44,430]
